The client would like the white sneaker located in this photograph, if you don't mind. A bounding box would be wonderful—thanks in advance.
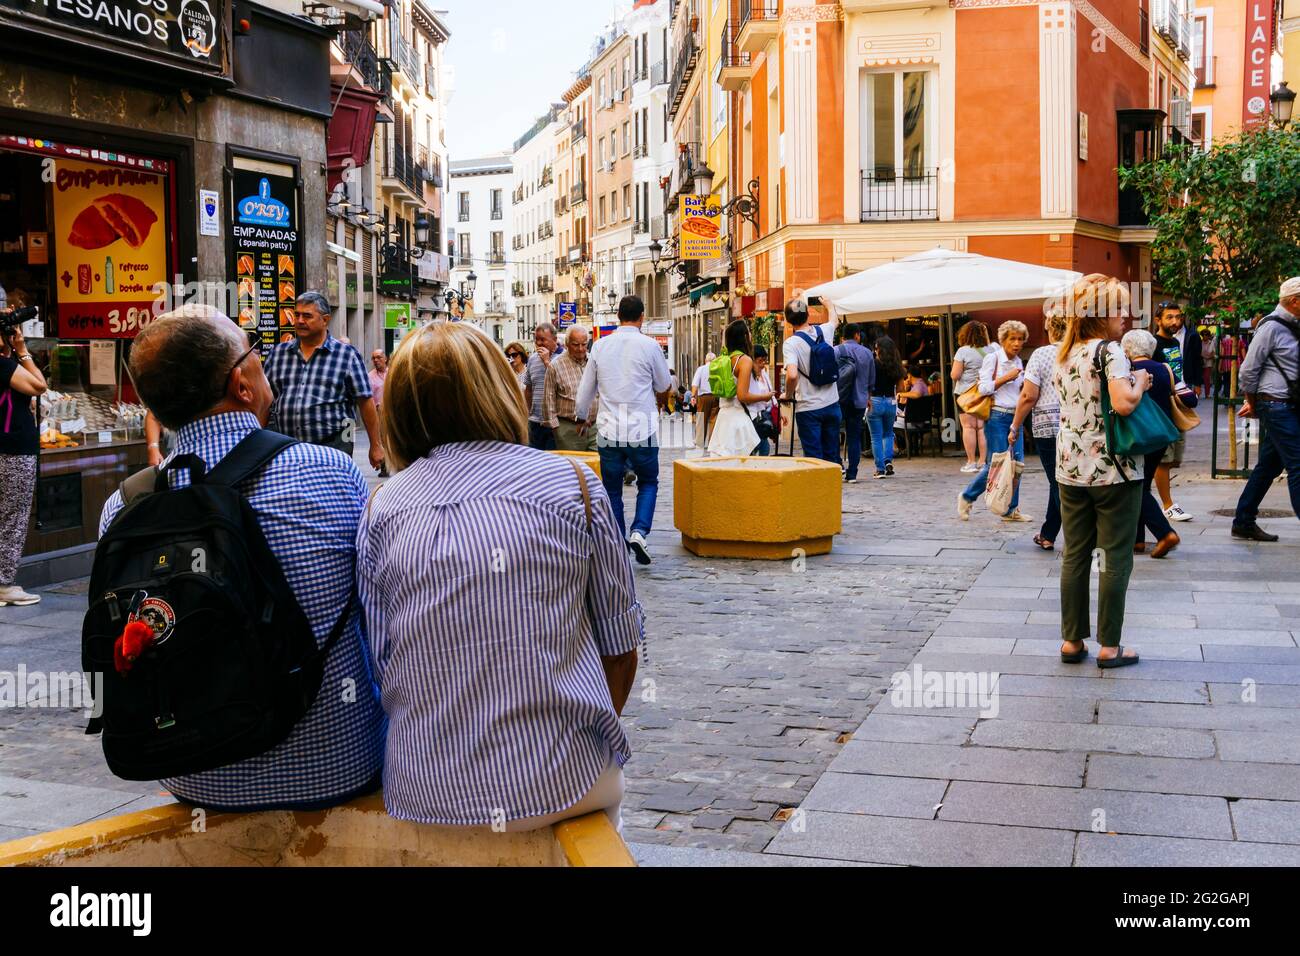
[1001,510,1034,523]
[627,531,652,566]
[0,586,40,607]
[957,492,972,521]
[960,462,981,474]
[1164,504,1193,522]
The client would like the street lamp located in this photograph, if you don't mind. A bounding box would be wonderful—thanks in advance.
[415,215,430,246]
[692,161,715,197]
[649,238,663,270]
[1271,81,1296,128]
[465,271,478,300]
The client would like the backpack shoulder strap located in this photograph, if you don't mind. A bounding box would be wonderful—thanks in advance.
[119,465,161,506]
[206,429,299,488]
[567,457,592,533]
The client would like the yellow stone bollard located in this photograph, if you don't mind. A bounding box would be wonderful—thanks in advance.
[674,456,842,559]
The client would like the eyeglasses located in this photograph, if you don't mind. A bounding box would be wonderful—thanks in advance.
[227,330,261,379]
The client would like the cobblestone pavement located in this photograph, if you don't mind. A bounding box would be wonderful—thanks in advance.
[4,421,1300,866]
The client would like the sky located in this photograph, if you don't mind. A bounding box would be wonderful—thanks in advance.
[437,0,632,161]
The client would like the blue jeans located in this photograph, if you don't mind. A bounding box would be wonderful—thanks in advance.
[598,441,659,538]
[795,403,842,464]
[962,409,1023,513]
[866,397,897,471]
[1235,401,1300,526]
[1035,436,1062,542]
[840,401,866,478]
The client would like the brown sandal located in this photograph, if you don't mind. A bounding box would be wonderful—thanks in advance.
[1034,534,1054,551]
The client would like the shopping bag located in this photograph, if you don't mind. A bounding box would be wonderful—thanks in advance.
[985,450,1024,516]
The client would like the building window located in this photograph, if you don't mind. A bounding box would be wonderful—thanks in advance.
[599,195,607,227]
[491,231,504,263]
[490,189,503,220]
[458,233,472,263]
[623,121,631,155]
[861,70,932,180]
[623,184,632,220]
[458,192,470,221]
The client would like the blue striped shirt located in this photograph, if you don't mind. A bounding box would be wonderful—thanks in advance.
[357,441,645,826]
[99,411,386,809]
[265,333,371,444]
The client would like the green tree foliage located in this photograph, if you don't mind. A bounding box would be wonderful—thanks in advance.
[1118,127,1300,321]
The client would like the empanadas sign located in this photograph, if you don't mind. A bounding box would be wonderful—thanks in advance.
[52,158,168,337]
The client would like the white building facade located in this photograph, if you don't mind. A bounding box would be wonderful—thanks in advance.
[448,155,517,347]
[511,107,563,339]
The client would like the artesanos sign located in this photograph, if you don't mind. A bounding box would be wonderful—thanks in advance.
[1241,0,1276,130]
[0,0,226,77]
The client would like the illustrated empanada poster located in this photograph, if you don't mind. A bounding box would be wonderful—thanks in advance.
[52,158,168,337]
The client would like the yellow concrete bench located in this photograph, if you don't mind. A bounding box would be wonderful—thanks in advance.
[674,456,842,559]
[549,449,602,478]
[0,793,635,868]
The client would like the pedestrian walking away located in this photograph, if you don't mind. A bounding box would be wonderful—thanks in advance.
[783,299,843,465]
[835,322,876,482]
[1009,310,1067,550]
[1233,277,1300,542]
[264,291,384,473]
[957,320,1030,522]
[866,336,903,478]
[1122,329,1187,559]
[1053,274,1152,668]
[576,295,673,565]
[692,352,718,450]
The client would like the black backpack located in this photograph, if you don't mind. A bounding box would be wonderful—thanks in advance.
[82,430,349,781]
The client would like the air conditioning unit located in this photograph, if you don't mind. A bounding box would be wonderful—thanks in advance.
[1170,95,1191,135]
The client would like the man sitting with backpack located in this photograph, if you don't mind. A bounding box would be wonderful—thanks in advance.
[782,299,842,464]
[92,305,385,811]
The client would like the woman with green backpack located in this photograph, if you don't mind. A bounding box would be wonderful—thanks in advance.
[1053,274,1159,670]
[707,320,773,457]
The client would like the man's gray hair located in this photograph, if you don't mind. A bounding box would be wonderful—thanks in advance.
[1121,328,1158,360]
[565,325,589,344]
[296,290,333,316]
[129,308,244,431]
[535,321,557,338]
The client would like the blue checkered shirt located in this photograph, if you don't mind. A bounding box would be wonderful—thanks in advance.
[265,333,372,444]
[99,411,386,809]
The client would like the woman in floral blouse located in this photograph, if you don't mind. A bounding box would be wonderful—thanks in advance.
[1053,275,1153,669]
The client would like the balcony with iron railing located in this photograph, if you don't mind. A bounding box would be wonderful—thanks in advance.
[491,202,504,221]
[539,220,554,239]
[571,181,587,205]
[719,22,753,91]
[633,62,649,83]
[457,205,470,222]
[859,168,939,222]
[650,60,667,88]
[674,142,703,198]
[1153,0,1192,62]
[633,218,650,236]
[555,196,569,216]
[572,118,587,142]
[737,0,780,55]
[391,32,424,91]
[1194,54,1216,89]
[667,24,700,120]
[538,276,554,293]
[512,280,525,297]
[384,141,420,195]
[633,142,649,159]
[490,248,506,265]
[338,27,383,93]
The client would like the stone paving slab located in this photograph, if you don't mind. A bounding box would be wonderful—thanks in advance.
[799,772,946,819]
[831,740,1086,788]
[938,781,1233,840]
[969,719,1216,758]
[1086,754,1300,801]
[1098,700,1300,732]
[1075,832,1300,866]
[1230,799,1300,844]
[765,810,1076,866]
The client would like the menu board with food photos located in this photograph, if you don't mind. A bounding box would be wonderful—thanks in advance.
[229,167,300,356]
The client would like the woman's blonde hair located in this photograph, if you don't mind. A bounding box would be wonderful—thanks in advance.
[382,322,528,471]
[956,320,990,349]
[1044,312,1068,345]
[997,320,1029,344]
[1056,273,1130,364]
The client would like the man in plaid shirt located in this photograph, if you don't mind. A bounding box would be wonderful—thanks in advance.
[264,291,384,472]
[543,326,598,452]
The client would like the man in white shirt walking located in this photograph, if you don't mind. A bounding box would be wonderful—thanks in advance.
[577,295,673,565]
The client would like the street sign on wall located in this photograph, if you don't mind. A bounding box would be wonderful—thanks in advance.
[1241,0,1277,130]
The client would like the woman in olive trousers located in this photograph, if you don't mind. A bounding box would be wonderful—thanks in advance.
[1052,275,1153,668]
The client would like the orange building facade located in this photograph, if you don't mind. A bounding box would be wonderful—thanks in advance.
[707,0,1173,349]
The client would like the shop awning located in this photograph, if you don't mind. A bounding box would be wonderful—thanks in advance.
[804,247,1081,321]
[688,280,717,306]
[326,84,384,192]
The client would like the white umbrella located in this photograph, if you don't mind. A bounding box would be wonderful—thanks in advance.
[804,247,1081,321]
